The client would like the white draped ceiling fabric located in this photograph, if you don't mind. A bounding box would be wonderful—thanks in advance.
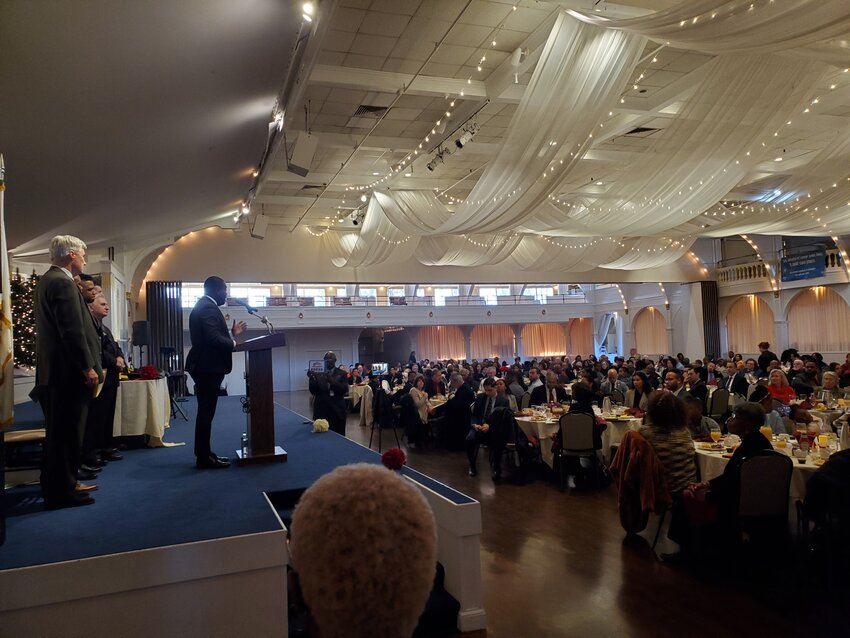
[320,2,850,271]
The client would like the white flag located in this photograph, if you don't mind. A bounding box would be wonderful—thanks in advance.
[0,154,13,429]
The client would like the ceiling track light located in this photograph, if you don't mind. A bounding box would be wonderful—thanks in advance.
[302,1,314,21]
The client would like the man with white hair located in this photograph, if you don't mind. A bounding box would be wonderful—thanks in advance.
[32,235,103,509]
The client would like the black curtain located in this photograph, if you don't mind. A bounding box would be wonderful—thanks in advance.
[701,281,721,360]
[145,281,185,394]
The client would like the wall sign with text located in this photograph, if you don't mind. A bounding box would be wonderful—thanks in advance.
[780,253,825,282]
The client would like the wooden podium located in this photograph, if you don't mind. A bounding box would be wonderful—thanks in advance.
[234,332,288,465]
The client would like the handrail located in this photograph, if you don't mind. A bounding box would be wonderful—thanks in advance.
[221,293,587,309]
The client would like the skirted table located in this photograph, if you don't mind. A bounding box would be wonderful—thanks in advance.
[113,377,182,447]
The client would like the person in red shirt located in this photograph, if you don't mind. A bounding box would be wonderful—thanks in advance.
[766,369,795,404]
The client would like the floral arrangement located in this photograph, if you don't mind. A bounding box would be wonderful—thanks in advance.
[381,447,407,471]
[139,364,159,380]
[312,419,329,433]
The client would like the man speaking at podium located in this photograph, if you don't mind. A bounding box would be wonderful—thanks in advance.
[186,276,246,469]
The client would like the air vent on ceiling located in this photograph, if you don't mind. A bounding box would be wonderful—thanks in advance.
[624,126,659,136]
[353,104,389,118]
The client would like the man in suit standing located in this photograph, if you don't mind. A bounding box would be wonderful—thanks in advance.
[467,377,510,477]
[723,361,749,397]
[431,372,475,450]
[308,351,349,436]
[530,371,569,406]
[32,236,103,509]
[185,276,246,469]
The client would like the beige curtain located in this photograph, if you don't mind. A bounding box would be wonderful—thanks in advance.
[726,295,775,353]
[522,323,567,357]
[567,318,593,356]
[470,325,515,361]
[633,307,667,356]
[416,326,465,361]
[788,286,850,352]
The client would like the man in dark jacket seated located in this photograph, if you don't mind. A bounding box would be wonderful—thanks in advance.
[430,373,475,450]
[466,378,510,479]
[530,371,569,406]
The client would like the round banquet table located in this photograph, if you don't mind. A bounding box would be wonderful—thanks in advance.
[693,443,819,503]
[515,416,560,468]
[600,417,644,462]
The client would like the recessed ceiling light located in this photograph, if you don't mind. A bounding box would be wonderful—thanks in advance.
[372,172,380,175]
[774,157,783,161]
[404,172,412,177]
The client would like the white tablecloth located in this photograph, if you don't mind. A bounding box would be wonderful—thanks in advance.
[516,417,560,468]
[601,418,644,462]
[693,444,819,502]
[113,378,171,445]
[347,383,368,408]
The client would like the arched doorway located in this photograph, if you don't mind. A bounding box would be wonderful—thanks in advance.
[726,295,775,354]
[633,307,667,356]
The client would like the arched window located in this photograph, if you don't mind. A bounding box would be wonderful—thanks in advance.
[567,318,593,356]
[522,324,566,357]
[787,286,850,352]
[726,295,775,354]
[633,307,667,356]
[416,326,465,360]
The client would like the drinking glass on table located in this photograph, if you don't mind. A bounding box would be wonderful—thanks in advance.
[710,424,722,443]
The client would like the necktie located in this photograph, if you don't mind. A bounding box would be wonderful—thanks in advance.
[485,397,493,418]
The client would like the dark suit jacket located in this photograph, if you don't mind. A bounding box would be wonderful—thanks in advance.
[708,430,772,519]
[97,320,124,383]
[33,266,102,396]
[438,383,476,431]
[185,296,234,376]
[472,392,510,426]
[530,384,568,406]
[723,371,749,397]
[689,380,708,405]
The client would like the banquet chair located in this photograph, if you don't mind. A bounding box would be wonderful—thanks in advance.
[520,392,531,410]
[557,412,601,490]
[708,388,730,420]
[738,450,793,544]
[369,385,400,453]
[610,389,625,405]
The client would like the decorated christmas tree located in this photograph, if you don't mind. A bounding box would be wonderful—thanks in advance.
[10,269,38,368]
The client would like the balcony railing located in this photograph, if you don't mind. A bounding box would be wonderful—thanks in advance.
[716,249,845,286]
[225,293,586,309]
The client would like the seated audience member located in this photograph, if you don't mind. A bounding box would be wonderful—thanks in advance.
[815,371,842,401]
[531,371,568,405]
[792,359,821,397]
[641,391,696,497]
[684,366,707,405]
[722,361,750,397]
[424,369,446,398]
[766,369,795,404]
[505,371,526,402]
[688,403,773,524]
[478,366,497,390]
[663,369,691,400]
[748,385,785,435]
[787,358,805,385]
[495,378,518,412]
[744,358,758,384]
[459,366,477,395]
[408,374,429,428]
[705,361,718,385]
[625,371,650,412]
[839,353,850,379]
[683,396,718,441]
[527,367,543,391]
[780,347,800,366]
[555,382,607,452]
[467,378,510,477]
[289,463,437,638]
[600,368,628,402]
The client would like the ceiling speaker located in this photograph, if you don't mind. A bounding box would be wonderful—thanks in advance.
[288,133,318,177]
[250,214,269,239]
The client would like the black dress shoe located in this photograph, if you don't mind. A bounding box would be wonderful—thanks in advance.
[467,467,478,477]
[210,452,230,463]
[196,456,230,469]
[77,470,98,481]
[80,463,102,473]
[101,451,123,461]
[45,494,95,510]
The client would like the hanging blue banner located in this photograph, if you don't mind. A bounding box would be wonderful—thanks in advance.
[780,253,825,282]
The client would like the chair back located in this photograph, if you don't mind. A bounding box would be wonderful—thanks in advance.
[739,450,793,519]
[558,412,596,452]
[709,388,730,417]
[520,392,531,410]
[610,389,625,405]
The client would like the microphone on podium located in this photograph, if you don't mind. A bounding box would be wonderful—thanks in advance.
[230,298,275,334]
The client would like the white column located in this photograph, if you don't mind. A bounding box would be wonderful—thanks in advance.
[462,326,473,362]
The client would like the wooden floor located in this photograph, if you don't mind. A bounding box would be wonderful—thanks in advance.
[274,391,837,638]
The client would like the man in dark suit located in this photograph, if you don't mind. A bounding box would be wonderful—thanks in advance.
[32,235,103,509]
[82,293,126,470]
[185,276,246,469]
[530,371,569,406]
[467,378,510,478]
[723,361,749,397]
[308,351,349,435]
[432,372,475,450]
[684,366,708,406]
[664,369,692,400]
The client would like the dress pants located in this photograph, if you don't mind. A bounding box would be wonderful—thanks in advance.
[465,428,502,473]
[191,372,225,460]
[82,375,118,463]
[39,379,90,505]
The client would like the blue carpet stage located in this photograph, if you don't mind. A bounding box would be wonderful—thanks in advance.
[1,396,471,571]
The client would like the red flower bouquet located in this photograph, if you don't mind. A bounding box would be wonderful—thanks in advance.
[381,447,407,471]
[139,364,160,380]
